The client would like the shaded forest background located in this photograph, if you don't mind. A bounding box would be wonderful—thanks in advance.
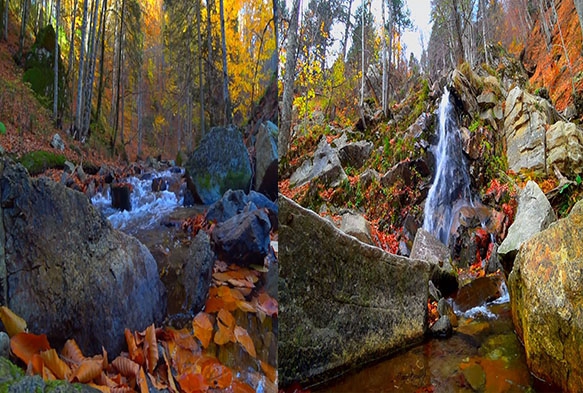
[0,0,276,163]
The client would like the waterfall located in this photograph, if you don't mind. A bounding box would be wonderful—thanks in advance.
[423,88,473,246]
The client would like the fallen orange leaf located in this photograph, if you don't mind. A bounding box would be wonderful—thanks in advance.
[202,361,232,389]
[217,309,235,330]
[0,306,27,337]
[30,353,44,376]
[10,332,51,365]
[256,292,278,316]
[87,382,111,392]
[138,367,149,393]
[235,300,256,313]
[232,380,256,393]
[234,326,256,358]
[260,360,277,383]
[71,358,102,383]
[177,372,209,393]
[40,348,71,380]
[112,356,140,378]
[168,327,199,352]
[125,328,144,366]
[193,313,213,348]
[62,339,85,365]
[143,324,158,374]
[162,348,178,392]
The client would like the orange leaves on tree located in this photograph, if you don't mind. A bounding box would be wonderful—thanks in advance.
[10,332,51,365]
[234,326,256,358]
[193,313,213,348]
[0,306,27,337]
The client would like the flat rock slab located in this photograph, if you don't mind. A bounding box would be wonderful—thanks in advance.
[279,195,431,386]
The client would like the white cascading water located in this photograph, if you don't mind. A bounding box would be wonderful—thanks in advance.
[91,169,184,233]
[423,88,473,246]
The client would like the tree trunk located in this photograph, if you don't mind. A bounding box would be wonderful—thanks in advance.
[359,0,365,128]
[95,0,107,122]
[3,0,8,41]
[81,0,100,139]
[137,69,143,158]
[279,0,300,158]
[67,0,77,124]
[196,0,204,142]
[53,0,60,123]
[575,0,583,43]
[219,0,231,125]
[111,0,125,153]
[74,0,89,135]
[18,0,29,64]
[451,0,465,64]
[341,0,352,61]
[206,0,214,126]
[381,0,387,116]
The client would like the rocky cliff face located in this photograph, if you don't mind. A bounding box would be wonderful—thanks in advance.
[0,158,166,356]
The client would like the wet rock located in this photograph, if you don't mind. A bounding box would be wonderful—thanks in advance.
[431,315,453,338]
[0,159,166,356]
[205,189,278,229]
[437,298,458,327]
[211,209,271,267]
[51,134,65,151]
[111,183,132,211]
[184,126,252,204]
[508,199,583,393]
[290,136,347,188]
[485,243,504,274]
[279,195,431,386]
[182,231,215,314]
[546,121,583,175]
[338,140,373,169]
[454,275,503,312]
[451,67,481,114]
[463,363,486,391]
[340,212,373,245]
[254,121,278,199]
[410,228,458,296]
[498,181,556,266]
[152,177,168,192]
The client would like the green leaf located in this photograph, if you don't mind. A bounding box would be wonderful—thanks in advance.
[576,175,582,186]
[0,122,6,135]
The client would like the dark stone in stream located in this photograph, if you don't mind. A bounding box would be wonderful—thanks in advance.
[152,177,168,192]
[205,189,278,230]
[184,126,252,205]
[279,195,431,386]
[0,158,166,356]
[211,209,271,266]
[111,183,132,211]
[183,231,215,314]
[454,274,503,312]
[430,315,453,338]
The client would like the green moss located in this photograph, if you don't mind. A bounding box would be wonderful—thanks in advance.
[19,150,66,175]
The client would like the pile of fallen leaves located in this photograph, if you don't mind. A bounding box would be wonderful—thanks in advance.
[0,259,278,392]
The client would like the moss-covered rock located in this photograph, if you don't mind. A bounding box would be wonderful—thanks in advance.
[508,199,583,392]
[18,150,66,175]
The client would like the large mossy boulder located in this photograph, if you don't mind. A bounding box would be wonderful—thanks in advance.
[279,195,431,386]
[23,24,66,111]
[184,127,252,205]
[0,159,166,356]
[508,199,583,392]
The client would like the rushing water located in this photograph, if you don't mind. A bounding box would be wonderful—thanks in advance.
[423,89,473,246]
[91,169,184,234]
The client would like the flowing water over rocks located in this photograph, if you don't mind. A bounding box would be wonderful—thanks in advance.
[423,89,474,246]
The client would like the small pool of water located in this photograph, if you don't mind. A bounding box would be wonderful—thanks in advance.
[314,296,558,393]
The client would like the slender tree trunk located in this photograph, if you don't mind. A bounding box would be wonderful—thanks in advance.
[95,0,107,121]
[219,0,231,125]
[137,69,143,158]
[53,0,60,123]
[67,0,77,125]
[341,0,352,61]
[381,0,387,116]
[206,0,214,125]
[111,0,125,152]
[74,0,89,135]
[480,0,489,65]
[120,65,124,145]
[81,0,100,139]
[576,0,583,46]
[3,0,8,41]
[451,0,465,63]
[196,0,204,141]
[279,0,300,158]
[18,0,29,64]
[359,0,365,127]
